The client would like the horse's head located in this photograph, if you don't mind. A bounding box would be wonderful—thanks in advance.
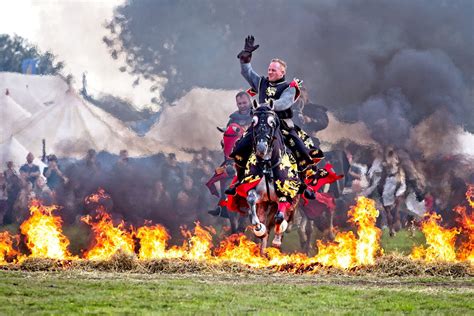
[221,123,244,158]
[251,99,280,160]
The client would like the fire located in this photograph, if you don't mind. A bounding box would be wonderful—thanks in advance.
[182,222,215,261]
[411,213,460,262]
[136,223,170,260]
[315,232,357,269]
[84,187,110,204]
[19,200,73,259]
[214,234,268,267]
[0,231,20,264]
[314,196,381,269]
[348,196,382,265]
[81,210,135,260]
[453,185,474,263]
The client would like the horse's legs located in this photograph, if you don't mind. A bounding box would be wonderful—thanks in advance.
[303,219,313,253]
[326,210,335,241]
[274,202,290,234]
[237,215,247,233]
[247,190,266,237]
[228,212,238,234]
[385,205,395,237]
[392,203,401,232]
[295,209,309,251]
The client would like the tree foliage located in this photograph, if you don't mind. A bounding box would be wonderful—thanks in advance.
[0,34,64,75]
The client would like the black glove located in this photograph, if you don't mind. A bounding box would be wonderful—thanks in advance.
[237,35,259,63]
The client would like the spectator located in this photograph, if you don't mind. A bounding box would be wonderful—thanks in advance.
[3,161,22,225]
[13,180,34,223]
[19,153,40,186]
[85,149,101,172]
[34,177,54,205]
[43,154,68,192]
[0,174,8,224]
[160,153,184,201]
[176,176,199,225]
[147,180,173,222]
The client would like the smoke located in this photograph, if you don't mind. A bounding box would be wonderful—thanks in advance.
[105,0,473,128]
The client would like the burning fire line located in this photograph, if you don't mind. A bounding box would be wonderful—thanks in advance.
[0,188,472,270]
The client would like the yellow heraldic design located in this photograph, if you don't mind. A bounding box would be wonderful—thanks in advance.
[280,152,298,178]
[275,179,300,198]
[244,153,257,176]
[297,130,306,140]
[304,137,314,148]
[266,86,277,97]
[243,174,261,183]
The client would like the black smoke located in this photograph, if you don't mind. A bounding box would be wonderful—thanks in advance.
[104,0,474,135]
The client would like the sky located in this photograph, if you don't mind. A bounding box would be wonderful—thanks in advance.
[0,0,161,111]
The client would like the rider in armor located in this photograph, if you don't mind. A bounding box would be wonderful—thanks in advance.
[225,36,325,199]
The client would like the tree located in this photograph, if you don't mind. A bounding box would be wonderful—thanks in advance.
[0,34,64,75]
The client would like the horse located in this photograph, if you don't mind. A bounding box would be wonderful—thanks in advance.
[206,122,247,233]
[223,100,303,253]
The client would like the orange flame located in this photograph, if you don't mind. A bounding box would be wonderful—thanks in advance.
[411,213,460,262]
[81,210,135,260]
[84,188,110,204]
[314,196,381,269]
[0,231,20,263]
[136,223,170,260]
[453,185,474,263]
[214,234,268,267]
[19,200,73,259]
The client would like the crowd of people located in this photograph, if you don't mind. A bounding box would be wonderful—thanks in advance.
[0,148,221,236]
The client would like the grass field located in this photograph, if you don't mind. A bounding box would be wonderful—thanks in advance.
[1,225,471,314]
[0,270,472,314]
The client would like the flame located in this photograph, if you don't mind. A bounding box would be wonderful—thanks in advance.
[182,222,215,260]
[81,210,135,260]
[19,200,73,259]
[84,187,110,205]
[453,185,474,263]
[348,196,382,265]
[136,223,170,260]
[214,234,268,267]
[0,231,20,263]
[411,213,460,262]
[314,196,382,269]
[315,232,357,269]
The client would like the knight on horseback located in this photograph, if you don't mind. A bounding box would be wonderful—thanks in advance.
[225,35,326,200]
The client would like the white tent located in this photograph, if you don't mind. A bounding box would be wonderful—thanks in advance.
[0,136,46,171]
[0,72,156,158]
[0,94,32,137]
[146,87,237,152]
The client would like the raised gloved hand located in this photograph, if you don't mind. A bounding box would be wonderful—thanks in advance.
[237,35,260,63]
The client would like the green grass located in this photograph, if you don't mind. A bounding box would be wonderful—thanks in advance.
[0,270,472,314]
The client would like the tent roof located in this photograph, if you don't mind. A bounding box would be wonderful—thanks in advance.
[1,72,155,158]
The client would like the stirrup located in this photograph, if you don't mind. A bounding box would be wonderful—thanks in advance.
[224,185,238,196]
[303,188,316,200]
[208,207,222,217]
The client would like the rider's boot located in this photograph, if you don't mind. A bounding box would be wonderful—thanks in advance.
[208,206,221,216]
[274,202,291,226]
[224,164,245,196]
[298,170,316,200]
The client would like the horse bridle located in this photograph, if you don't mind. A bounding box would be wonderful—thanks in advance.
[251,107,279,156]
